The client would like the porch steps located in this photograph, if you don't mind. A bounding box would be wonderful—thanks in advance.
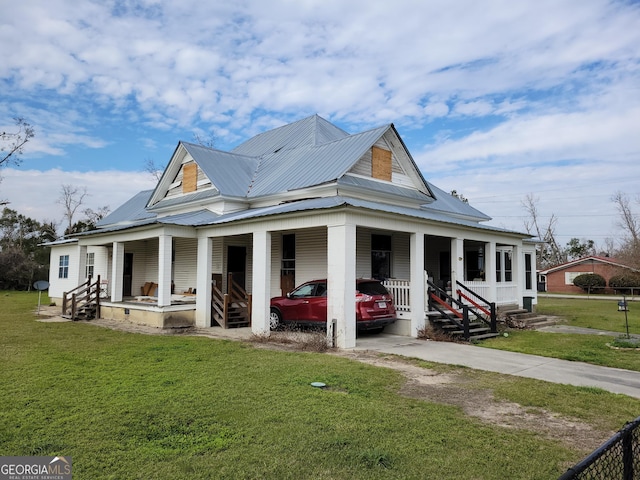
[62,302,98,321]
[503,309,555,329]
[430,315,500,341]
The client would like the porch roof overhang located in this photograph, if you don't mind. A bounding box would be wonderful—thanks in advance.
[65,195,530,241]
[191,195,531,238]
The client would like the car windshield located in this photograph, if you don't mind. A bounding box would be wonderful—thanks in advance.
[357,281,389,296]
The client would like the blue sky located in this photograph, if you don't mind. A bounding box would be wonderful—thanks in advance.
[1,0,639,246]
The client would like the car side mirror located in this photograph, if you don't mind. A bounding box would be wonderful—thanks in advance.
[286,292,292,298]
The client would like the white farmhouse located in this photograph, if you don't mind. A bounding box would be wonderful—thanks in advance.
[45,115,536,348]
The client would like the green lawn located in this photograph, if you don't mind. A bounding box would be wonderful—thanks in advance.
[2,291,640,479]
[536,296,640,334]
[481,296,640,371]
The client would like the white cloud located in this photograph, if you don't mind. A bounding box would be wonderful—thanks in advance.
[0,168,156,232]
[0,0,639,246]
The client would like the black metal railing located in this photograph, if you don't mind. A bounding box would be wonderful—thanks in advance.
[456,280,497,333]
[427,280,474,339]
[559,416,640,480]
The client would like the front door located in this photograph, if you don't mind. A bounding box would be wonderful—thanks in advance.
[123,252,133,297]
[227,246,246,291]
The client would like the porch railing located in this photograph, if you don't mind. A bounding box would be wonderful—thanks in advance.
[211,273,252,328]
[382,279,411,312]
[456,280,497,333]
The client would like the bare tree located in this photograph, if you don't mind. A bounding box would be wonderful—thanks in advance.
[612,191,640,247]
[144,157,164,182]
[1,118,35,167]
[612,191,640,268]
[83,206,110,226]
[58,185,88,236]
[522,194,565,268]
[192,131,216,149]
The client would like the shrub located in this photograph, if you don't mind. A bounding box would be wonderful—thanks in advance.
[609,272,640,292]
[573,273,606,291]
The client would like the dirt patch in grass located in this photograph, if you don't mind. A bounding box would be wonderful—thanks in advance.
[337,350,613,453]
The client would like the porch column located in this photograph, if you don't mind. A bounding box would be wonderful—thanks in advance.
[513,245,523,307]
[486,241,497,302]
[451,238,465,289]
[195,236,213,327]
[111,242,124,302]
[76,245,87,282]
[328,223,357,349]
[158,235,172,307]
[251,230,271,336]
[410,232,426,337]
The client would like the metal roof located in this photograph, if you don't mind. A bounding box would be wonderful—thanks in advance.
[181,142,258,197]
[188,195,527,236]
[231,114,349,157]
[148,188,220,211]
[337,175,433,204]
[247,125,390,197]
[82,115,508,239]
[424,182,492,221]
[96,190,156,227]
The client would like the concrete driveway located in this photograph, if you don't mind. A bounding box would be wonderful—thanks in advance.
[355,334,640,399]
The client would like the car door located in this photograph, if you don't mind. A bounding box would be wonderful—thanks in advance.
[305,282,327,323]
[279,282,316,321]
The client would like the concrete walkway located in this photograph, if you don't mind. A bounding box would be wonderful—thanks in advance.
[354,334,640,399]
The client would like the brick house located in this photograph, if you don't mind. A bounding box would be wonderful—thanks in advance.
[539,256,637,294]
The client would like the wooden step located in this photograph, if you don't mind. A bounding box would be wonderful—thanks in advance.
[469,332,501,341]
[450,327,491,336]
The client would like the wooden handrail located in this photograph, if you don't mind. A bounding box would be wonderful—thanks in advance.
[62,275,101,320]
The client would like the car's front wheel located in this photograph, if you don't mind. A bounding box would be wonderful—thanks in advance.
[269,308,283,330]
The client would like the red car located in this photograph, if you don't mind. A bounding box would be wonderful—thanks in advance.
[269,279,396,332]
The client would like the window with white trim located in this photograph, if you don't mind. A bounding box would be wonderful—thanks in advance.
[86,252,95,279]
[496,248,513,283]
[59,255,69,279]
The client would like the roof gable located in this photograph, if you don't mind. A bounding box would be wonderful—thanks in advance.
[146,142,259,209]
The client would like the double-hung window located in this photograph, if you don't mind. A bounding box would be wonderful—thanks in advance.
[59,255,69,279]
[86,252,95,279]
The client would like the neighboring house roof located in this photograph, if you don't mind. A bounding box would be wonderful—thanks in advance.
[85,114,527,239]
[539,256,638,274]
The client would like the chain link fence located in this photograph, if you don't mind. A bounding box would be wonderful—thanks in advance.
[559,416,640,480]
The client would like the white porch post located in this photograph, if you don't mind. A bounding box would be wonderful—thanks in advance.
[158,235,172,307]
[251,230,271,336]
[451,237,465,289]
[513,245,522,307]
[195,236,213,327]
[486,241,497,302]
[328,223,357,349]
[76,245,87,282]
[410,232,425,337]
[111,242,124,302]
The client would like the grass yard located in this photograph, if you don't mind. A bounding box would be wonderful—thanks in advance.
[536,296,640,334]
[2,292,640,479]
[481,296,640,371]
